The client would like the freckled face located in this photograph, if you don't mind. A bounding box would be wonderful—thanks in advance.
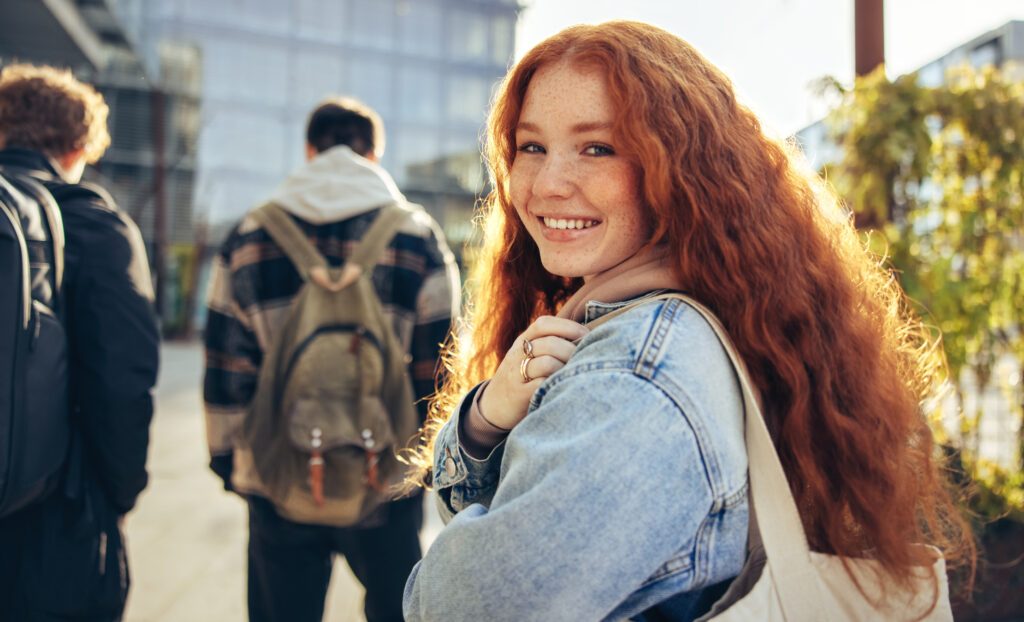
[510,62,651,281]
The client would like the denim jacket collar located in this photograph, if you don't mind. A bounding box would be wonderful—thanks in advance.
[582,289,676,324]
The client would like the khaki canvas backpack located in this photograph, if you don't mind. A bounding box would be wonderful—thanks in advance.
[241,202,419,526]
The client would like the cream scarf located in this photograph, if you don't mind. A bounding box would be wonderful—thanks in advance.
[556,244,683,322]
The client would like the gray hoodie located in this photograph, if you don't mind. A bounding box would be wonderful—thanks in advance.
[268,145,406,223]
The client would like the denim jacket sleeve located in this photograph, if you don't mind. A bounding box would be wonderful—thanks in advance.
[432,382,506,523]
[404,353,726,620]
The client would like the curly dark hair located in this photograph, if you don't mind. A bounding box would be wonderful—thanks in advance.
[0,63,110,162]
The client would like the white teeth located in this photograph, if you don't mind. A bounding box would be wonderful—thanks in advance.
[542,217,598,230]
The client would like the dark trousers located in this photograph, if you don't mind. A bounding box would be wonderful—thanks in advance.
[246,493,423,622]
[0,481,127,622]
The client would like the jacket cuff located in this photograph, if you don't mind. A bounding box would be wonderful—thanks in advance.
[460,379,510,458]
[432,383,505,492]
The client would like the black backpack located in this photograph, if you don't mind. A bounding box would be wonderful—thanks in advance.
[0,169,70,518]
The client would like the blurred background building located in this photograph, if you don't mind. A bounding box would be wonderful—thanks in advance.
[798,19,1024,170]
[1,0,521,334]
[1,0,201,334]
[114,0,521,332]
[114,0,519,243]
[795,19,1024,472]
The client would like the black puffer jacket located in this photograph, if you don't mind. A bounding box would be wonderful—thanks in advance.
[0,147,159,514]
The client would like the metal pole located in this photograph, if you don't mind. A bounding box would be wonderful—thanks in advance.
[150,88,167,322]
[855,0,885,76]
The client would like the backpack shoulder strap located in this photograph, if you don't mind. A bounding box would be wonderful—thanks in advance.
[0,167,65,293]
[250,202,327,280]
[348,203,410,273]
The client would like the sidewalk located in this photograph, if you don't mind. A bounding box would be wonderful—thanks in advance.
[122,341,444,622]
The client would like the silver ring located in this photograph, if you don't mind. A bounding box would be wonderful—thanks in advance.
[522,337,534,359]
[520,357,533,383]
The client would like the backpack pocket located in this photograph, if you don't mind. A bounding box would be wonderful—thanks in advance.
[277,326,398,508]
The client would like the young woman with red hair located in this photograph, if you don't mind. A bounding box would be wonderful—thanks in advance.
[402,20,974,621]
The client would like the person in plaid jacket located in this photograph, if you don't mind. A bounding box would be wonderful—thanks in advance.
[203,96,460,622]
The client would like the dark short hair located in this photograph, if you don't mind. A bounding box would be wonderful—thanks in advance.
[305,96,384,158]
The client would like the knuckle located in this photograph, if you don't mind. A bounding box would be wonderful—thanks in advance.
[533,315,555,331]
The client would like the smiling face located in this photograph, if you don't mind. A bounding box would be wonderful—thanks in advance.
[510,61,651,281]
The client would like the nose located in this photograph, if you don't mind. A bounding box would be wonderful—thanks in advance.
[531,153,574,199]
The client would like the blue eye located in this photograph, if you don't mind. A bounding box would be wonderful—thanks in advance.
[584,144,615,156]
[517,143,544,154]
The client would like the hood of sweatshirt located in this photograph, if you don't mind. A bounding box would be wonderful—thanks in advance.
[266,145,405,224]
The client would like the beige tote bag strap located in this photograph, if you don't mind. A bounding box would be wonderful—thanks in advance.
[674,295,824,619]
[586,292,825,619]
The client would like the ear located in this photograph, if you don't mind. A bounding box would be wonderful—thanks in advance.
[305,143,318,162]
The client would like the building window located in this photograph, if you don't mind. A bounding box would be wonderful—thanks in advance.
[348,57,394,118]
[491,14,514,66]
[200,109,286,176]
[239,0,290,35]
[396,127,442,186]
[444,134,485,194]
[399,65,441,122]
[295,0,346,41]
[397,0,442,57]
[446,74,491,124]
[349,0,395,50]
[108,89,152,154]
[202,38,288,107]
[448,9,488,61]
[291,50,346,111]
[159,40,202,97]
[918,61,944,88]
[970,40,1001,68]
[185,0,287,35]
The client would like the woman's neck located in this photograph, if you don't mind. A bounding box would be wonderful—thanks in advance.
[557,245,681,321]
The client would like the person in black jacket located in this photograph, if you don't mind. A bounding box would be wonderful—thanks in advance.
[0,63,159,621]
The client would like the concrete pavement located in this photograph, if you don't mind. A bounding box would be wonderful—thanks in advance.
[122,341,444,622]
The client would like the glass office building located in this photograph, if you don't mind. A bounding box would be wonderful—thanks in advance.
[114,0,521,247]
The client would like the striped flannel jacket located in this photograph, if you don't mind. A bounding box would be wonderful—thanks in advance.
[203,204,460,499]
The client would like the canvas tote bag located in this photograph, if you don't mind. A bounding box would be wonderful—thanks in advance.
[609,293,954,621]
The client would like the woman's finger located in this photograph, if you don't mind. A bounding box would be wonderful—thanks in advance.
[521,335,577,364]
[521,354,569,382]
[523,316,589,342]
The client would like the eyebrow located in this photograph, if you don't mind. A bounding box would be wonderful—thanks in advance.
[516,120,614,134]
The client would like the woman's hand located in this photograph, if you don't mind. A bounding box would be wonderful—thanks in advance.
[477,316,589,431]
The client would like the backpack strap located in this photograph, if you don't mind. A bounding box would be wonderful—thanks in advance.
[17,174,65,294]
[251,202,328,279]
[0,166,65,294]
[347,203,409,272]
[252,202,410,290]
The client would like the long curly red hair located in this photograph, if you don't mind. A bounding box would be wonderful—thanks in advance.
[407,20,974,601]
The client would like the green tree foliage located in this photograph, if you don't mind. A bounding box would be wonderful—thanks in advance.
[822,64,1024,520]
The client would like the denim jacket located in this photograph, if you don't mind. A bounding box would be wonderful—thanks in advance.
[404,295,750,621]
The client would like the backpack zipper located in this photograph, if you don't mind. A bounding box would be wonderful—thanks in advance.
[281,324,384,392]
